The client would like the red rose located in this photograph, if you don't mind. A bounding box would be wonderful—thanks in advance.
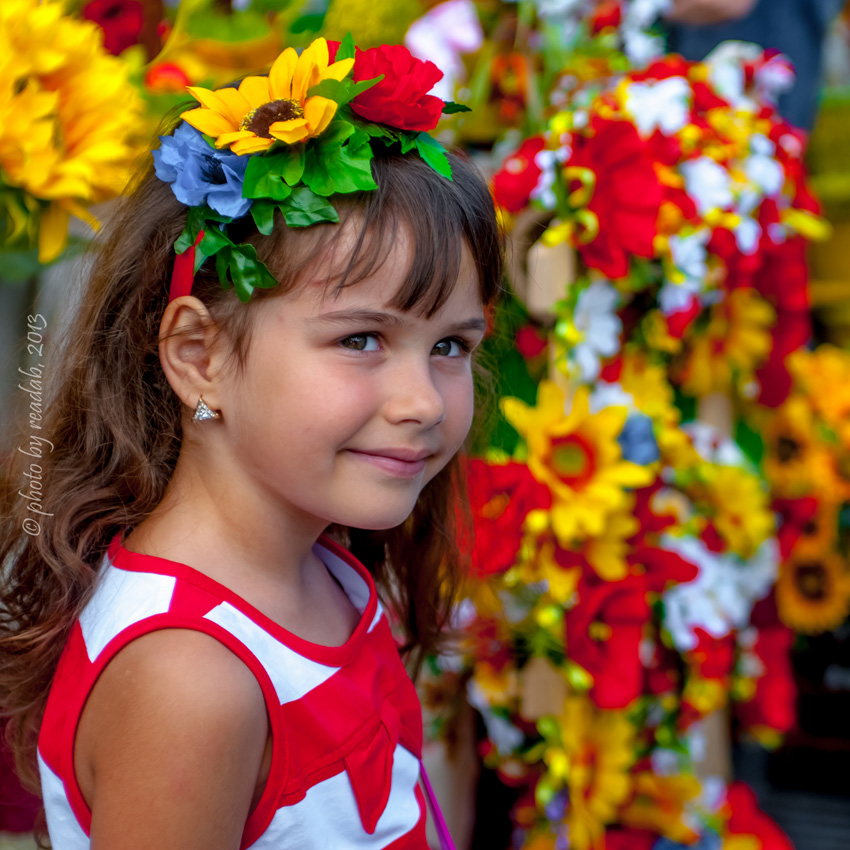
[464,459,550,577]
[82,0,144,56]
[329,42,445,131]
[492,136,545,214]
[566,575,650,709]
[568,116,663,278]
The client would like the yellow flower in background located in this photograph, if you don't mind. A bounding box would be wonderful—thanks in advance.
[620,771,702,844]
[618,351,680,431]
[763,396,843,499]
[776,550,850,635]
[502,382,653,542]
[550,697,635,850]
[790,346,850,446]
[677,288,774,397]
[702,465,774,559]
[0,0,141,261]
[182,37,353,154]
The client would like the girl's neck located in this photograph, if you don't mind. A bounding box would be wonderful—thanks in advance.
[125,441,330,610]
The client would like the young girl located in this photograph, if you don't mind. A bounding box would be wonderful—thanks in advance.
[0,37,501,849]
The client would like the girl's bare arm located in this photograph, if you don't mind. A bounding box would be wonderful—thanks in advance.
[76,629,270,850]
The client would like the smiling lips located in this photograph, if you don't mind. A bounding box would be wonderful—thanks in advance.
[347,448,431,477]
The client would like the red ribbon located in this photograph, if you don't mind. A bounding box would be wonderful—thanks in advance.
[168,230,205,302]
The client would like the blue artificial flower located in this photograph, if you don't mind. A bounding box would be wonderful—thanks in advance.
[617,414,660,465]
[152,123,252,219]
[654,832,721,850]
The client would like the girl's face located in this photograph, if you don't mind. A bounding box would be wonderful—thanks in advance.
[215,232,486,535]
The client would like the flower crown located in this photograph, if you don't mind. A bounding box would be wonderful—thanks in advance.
[153,35,468,302]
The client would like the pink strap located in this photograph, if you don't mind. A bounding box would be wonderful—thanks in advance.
[168,230,205,301]
[419,761,456,850]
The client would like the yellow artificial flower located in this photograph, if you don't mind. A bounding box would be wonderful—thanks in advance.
[0,0,142,260]
[776,550,850,635]
[702,465,774,559]
[544,697,635,850]
[763,396,843,499]
[620,771,702,844]
[181,37,353,154]
[618,351,681,431]
[677,288,774,397]
[502,382,653,543]
[790,346,850,446]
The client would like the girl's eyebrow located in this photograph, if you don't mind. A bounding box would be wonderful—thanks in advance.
[311,309,488,334]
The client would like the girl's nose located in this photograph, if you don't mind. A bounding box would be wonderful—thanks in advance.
[384,361,446,428]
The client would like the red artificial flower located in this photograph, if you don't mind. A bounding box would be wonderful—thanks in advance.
[665,294,701,339]
[144,62,192,94]
[687,628,735,680]
[515,324,548,359]
[773,497,820,559]
[568,116,664,278]
[631,54,693,83]
[566,575,650,709]
[464,459,550,576]
[724,782,795,850]
[590,0,623,33]
[491,136,545,214]
[603,828,656,850]
[82,0,144,56]
[329,42,444,131]
[736,622,796,736]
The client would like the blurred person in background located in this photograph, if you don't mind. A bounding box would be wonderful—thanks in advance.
[666,0,846,130]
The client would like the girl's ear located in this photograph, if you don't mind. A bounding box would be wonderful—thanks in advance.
[158,296,228,412]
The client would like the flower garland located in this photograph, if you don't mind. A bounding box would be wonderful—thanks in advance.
[153,35,467,301]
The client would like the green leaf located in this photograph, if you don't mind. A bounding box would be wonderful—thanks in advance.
[243,155,295,201]
[398,131,417,154]
[306,75,382,107]
[302,137,377,196]
[216,243,278,302]
[250,200,277,235]
[442,101,471,114]
[414,133,453,180]
[336,32,356,63]
[280,187,340,227]
[316,119,355,151]
[199,226,232,257]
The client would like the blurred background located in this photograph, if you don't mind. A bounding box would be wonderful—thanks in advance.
[3,1,850,848]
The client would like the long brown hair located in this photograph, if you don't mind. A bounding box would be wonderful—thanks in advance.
[0,146,503,789]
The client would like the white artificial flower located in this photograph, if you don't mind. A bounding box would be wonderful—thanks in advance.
[570,280,622,382]
[405,0,484,102]
[622,29,665,65]
[466,681,525,754]
[530,147,567,210]
[669,228,709,282]
[745,135,784,197]
[704,41,764,110]
[734,215,761,255]
[658,280,700,315]
[533,0,591,19]
[623,0,672,28]
[680,157,734,216]
[624,77,692,137]
[661,536,778,652]
[683,421,747,467]
[589,381,634,414]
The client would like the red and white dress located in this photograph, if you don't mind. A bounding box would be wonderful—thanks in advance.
[38,536,429,849]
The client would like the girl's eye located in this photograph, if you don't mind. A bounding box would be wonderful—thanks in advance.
[432,337,470,357]
[339,333,380,352]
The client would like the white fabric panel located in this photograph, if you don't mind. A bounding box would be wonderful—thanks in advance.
[318,544,371,614]
[38,753,90,850]
[205,602,340,704]
[248,745,422,850]
[80,568,176,662]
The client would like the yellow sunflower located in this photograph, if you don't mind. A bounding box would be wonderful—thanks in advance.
[181,37,354,155]
[790,346,850,443]
[502,382,653,543]
[0,0,141,260]
[542,697,635,850]
[763,397,842,499]
[677,288,774,397]
[776,551,850,635]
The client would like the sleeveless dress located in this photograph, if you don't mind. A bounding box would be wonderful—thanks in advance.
[38,535,429,849]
